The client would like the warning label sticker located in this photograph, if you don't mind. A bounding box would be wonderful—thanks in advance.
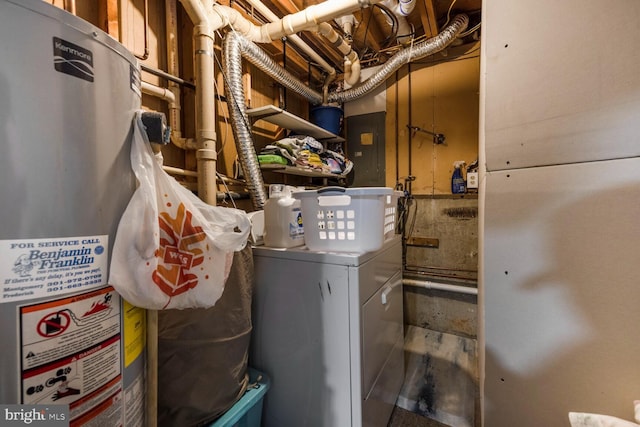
[0,236,108,303]
[20,287,123,425]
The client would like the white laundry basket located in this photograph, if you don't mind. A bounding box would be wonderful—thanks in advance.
[293,187,399,253]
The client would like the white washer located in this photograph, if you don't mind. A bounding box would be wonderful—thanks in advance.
[251,237,404,427]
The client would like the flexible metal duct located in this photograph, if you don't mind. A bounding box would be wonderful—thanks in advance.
[329,14,468,103]
[227,32,324,104]
[223,31,324,209]
[224,14,468,209]
[223,33,266,209]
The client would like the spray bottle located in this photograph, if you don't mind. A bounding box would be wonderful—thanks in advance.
[451,161,466,194]
[263,184,305,248]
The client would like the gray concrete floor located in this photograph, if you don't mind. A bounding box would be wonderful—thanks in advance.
[388,406,450,427]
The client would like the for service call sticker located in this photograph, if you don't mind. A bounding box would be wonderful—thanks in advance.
[0,236,109,303]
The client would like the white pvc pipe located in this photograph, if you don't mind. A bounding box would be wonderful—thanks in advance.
[263,0,381,40]
[403,278,478,295]
[396,0,416,16]
[244,0,336,76]
[382,0,415,44]
[179,0,218,206]
[336,14,357,37]
[163,165,198,177]
[209,5,272,42]
[141,81,176,103]
[208,0,377,101]
[209,0,369,87]
[316,22,361,85]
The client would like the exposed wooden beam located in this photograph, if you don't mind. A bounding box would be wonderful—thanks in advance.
[418,0,439,38]
[98,0,119,38]
[260,0,346,69]
[262,0,299,16]
[352,8,383,53]
[297,31,344,68]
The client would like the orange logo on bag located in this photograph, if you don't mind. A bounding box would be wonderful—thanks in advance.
[152,202,207,307]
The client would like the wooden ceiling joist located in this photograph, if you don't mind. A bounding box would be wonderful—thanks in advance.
[419,0,439,38]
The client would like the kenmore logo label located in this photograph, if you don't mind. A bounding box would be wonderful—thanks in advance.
[53,37,94,82]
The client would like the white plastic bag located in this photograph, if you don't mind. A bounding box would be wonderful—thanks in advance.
[109,111,250,309]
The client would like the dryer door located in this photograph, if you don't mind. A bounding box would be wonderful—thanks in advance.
[361,271,404,426]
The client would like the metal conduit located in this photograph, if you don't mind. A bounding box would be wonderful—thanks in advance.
[223,14,468,209]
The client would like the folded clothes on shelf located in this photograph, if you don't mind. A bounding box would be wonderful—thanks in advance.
[257,135,353,175]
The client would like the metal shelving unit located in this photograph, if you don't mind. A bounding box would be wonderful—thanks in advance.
[247,104,346,182]
[246,104,344,143]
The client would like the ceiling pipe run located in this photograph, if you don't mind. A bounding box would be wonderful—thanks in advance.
[315,22,361,87]
[209,0,378,97]
[261,0,382,40]
[209,0,383,43]
[243,0,336,77]
[208,0,376,103]
[328,14,468,103]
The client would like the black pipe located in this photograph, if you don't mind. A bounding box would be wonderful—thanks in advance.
[395,70,400,185]
[141,64,196,90]
[407,63,412,194]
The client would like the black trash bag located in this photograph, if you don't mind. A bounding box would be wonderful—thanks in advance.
[157,245,254,426]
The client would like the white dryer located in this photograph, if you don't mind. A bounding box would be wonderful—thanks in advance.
[251,237,404,427]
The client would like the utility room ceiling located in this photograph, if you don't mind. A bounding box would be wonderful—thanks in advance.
[227,0,482,84]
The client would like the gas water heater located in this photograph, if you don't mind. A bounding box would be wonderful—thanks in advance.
[0,0,145,425]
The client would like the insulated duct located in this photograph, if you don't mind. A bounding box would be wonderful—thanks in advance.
[223,33,263,209]
[328,14,468,103]
[224,14,468,209]
[224,30,328,209]
[223,31,317,209]
[226,32,324,105]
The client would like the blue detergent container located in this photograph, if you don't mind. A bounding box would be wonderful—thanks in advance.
[451,161,467,194]
[310,105,343,135]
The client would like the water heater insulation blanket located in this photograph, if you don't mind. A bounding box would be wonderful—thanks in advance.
[157,245,254,426]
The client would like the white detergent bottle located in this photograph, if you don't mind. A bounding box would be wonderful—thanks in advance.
[263,184,305,248]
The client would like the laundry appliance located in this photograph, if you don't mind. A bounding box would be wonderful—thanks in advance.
[251,237,404,427]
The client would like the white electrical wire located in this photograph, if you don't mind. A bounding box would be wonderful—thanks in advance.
[214,29,231,156]
[216,171,238,208]
[458,22,481,38]
[442,0,458,29]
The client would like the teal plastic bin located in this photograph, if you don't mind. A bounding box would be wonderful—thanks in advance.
[209,368,270,427]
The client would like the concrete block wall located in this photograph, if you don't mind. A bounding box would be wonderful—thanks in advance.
[404,195,478,283]
[402,194,478,337]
